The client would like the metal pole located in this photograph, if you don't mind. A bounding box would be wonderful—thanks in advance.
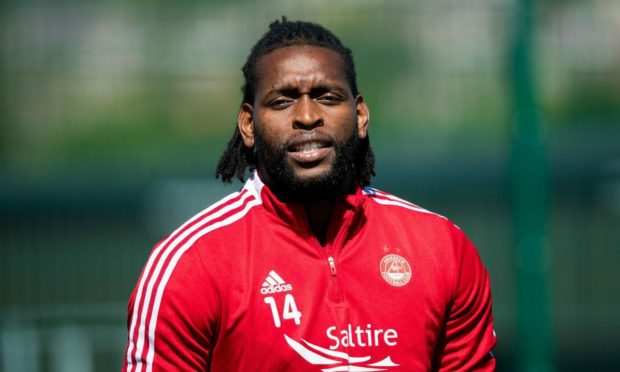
[510,0,554,370]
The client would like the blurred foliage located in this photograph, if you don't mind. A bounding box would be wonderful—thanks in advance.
[1,0,616,177]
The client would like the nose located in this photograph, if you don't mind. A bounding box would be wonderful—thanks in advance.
[293,95,323,129]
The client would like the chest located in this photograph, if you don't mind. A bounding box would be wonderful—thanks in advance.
[209,222,453,371]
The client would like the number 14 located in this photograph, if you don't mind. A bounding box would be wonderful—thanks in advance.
[264,294,302,328]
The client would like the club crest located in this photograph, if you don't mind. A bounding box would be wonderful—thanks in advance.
[380,254,412,287]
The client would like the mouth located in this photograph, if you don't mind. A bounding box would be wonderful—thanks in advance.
[288,140,331,152]
[287,138,333,164]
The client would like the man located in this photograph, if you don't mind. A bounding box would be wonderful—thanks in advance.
[123,18,496,371]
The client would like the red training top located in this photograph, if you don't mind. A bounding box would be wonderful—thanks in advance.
[123,173,496,371]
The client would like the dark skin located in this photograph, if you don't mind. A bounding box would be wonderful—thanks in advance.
[237,45,370,244]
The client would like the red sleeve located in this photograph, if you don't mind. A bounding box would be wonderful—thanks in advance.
[432,222,496,371]
[122,242,220,371]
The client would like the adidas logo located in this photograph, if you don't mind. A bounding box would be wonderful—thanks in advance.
[261,270,293,295]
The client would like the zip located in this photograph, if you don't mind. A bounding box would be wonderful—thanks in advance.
[327,255,343,302]
[328,256,337,276]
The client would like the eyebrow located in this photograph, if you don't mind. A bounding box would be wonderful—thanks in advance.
[265,82,348,96]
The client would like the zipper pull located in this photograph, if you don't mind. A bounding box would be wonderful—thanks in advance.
[328,256,337,276]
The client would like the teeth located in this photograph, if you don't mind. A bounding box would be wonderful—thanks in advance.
[294,142,322,152]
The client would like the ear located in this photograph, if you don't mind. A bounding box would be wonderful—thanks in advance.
[237,103,255,148]
[355,95,369,139]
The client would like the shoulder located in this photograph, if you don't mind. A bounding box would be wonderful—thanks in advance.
[362,186,469,248]
[164,180,262,247]
[363,186,448,223]
[144,180,263,279]
[130,182,263,318]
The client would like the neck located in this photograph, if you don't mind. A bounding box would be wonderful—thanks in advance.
[304,199,335,246]
[257,169,355,245]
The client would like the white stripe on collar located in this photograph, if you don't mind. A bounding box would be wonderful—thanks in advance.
[244,171,264,203]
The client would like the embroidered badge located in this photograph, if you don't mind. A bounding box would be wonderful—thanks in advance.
[380,254,412,286]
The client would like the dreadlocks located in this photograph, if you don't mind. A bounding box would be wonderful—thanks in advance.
[215,17,375,186]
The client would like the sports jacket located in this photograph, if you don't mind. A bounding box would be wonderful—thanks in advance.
[123,173,496,371]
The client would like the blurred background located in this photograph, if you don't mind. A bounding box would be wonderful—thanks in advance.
[1,0,619,371]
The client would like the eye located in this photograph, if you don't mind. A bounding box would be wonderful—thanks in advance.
[317,94,342,105]
[269,98,293,109]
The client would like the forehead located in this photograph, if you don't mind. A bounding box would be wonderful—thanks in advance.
[254,45,348,91]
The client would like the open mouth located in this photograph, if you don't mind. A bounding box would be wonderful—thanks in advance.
[288,141,330,153]
[287,138,333,164]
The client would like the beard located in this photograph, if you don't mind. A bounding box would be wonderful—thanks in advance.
[254,128,360,203]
